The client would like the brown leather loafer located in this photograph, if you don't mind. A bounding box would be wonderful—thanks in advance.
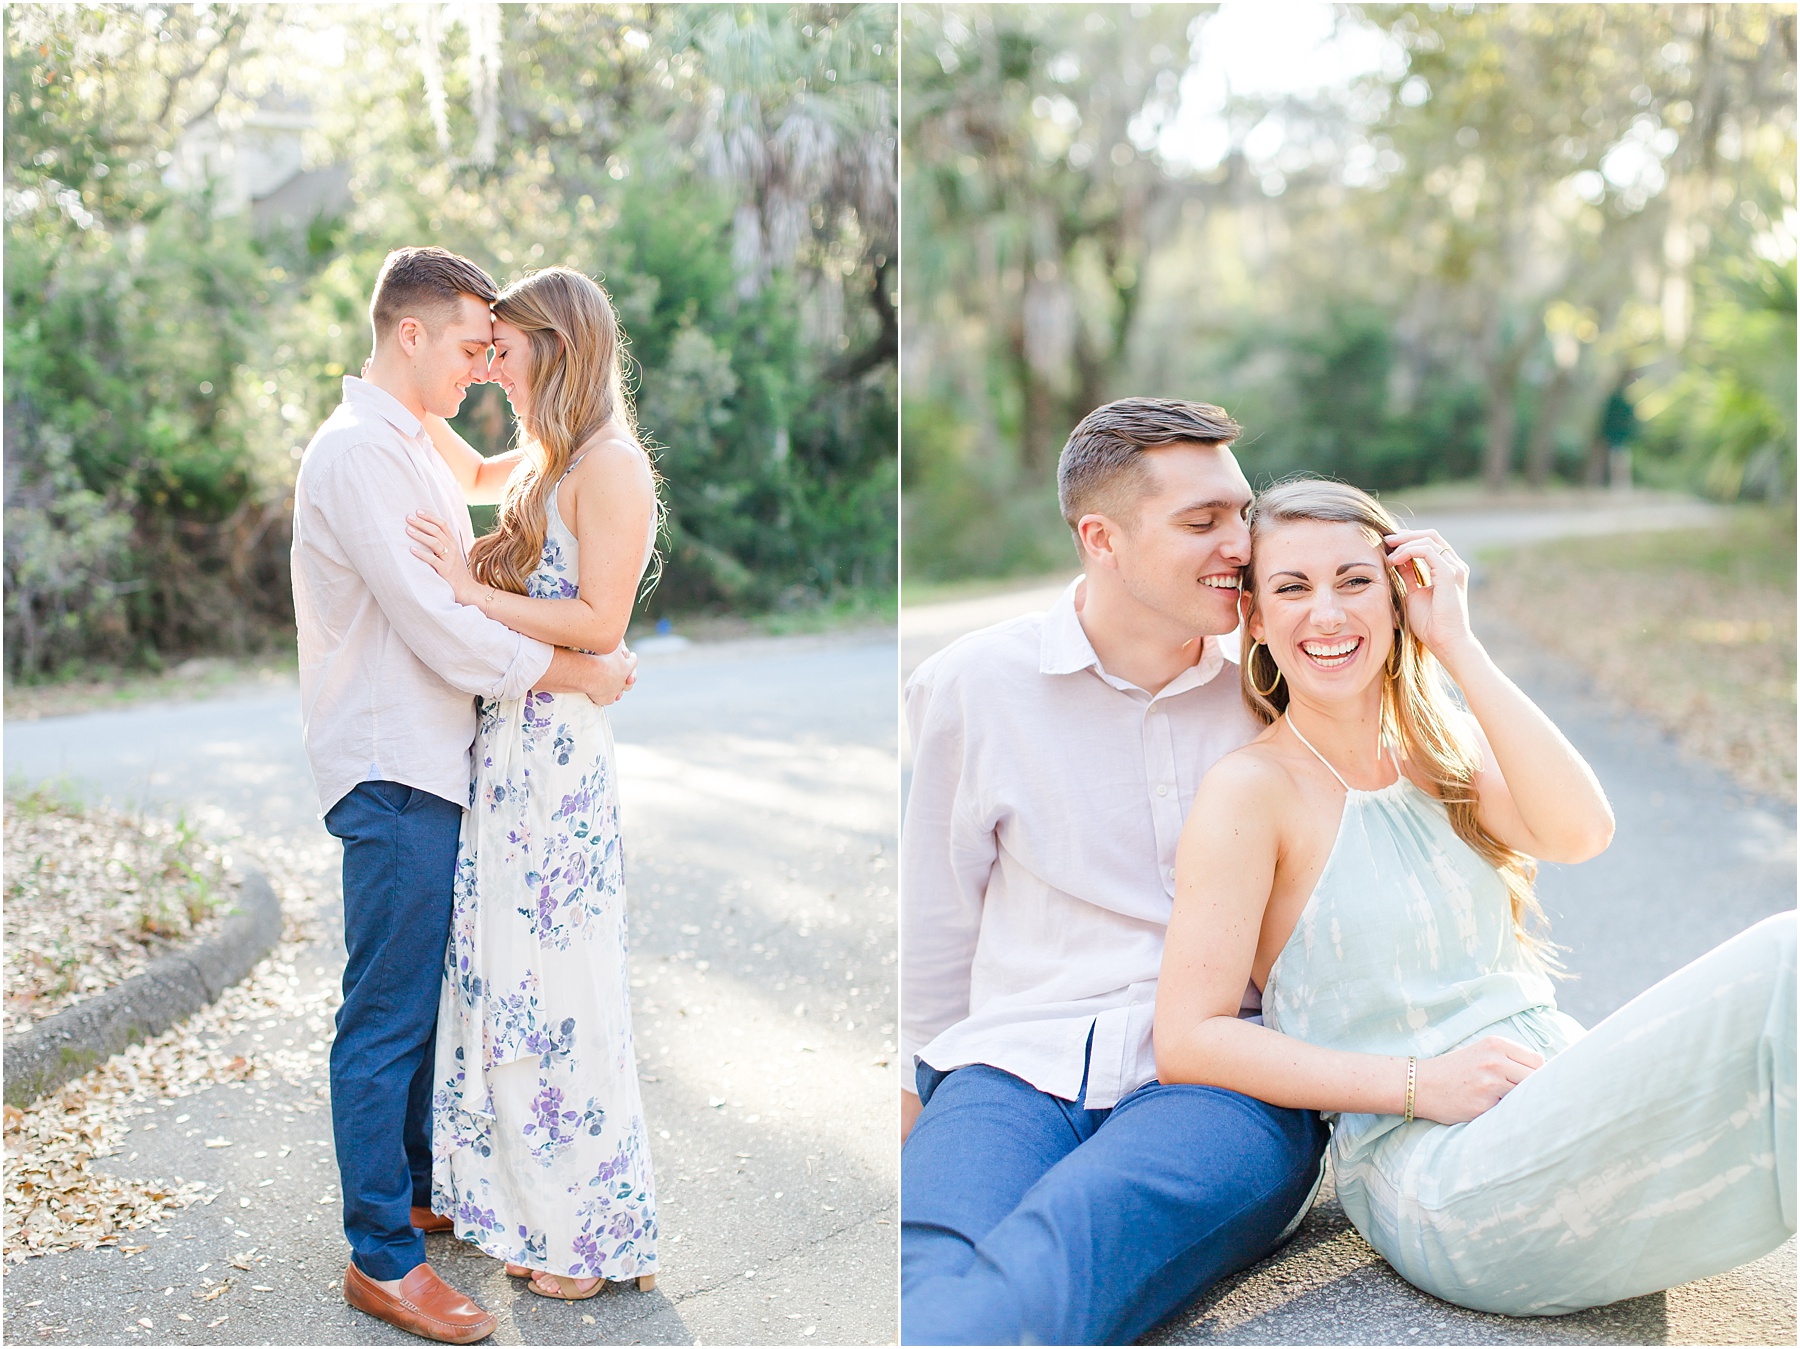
[343,1262,496,1344]
[410,1206,454,1234]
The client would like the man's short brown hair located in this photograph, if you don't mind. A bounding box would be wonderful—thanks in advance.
[1057,396,1243,532]
[369,246,498,343]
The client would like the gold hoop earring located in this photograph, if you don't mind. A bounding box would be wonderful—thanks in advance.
[1248,640,1284,698]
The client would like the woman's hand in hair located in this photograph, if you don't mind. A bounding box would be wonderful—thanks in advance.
[1412,1035,1544,1124]
[407,511,482,606]
[1386,527,1615,864]
[1384,528,1476,664]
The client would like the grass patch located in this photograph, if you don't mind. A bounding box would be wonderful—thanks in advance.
[4,650,299,722]
[4,787,236,1033]
[1476,506,1795,802]
[631,589,896,643]
[900,569,1080,609]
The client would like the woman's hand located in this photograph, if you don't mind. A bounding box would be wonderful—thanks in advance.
[1411,1036,1544,1124]
[1384,528,1477,665]
[407,511,481,605]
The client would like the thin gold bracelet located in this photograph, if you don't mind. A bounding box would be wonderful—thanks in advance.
[1403,1055,1417,1123]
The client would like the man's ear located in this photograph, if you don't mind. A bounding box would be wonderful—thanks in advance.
[1242,588,1265,642]
[395,316,426,357]
[1075,513,1121,571]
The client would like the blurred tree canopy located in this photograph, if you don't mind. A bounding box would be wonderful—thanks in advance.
[5,3,896,680]
[902,4,1795,583]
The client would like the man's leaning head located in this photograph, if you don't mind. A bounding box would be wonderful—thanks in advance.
[368,246,499,418]
[1057,397,1244,554]
[1056,397,1253,640]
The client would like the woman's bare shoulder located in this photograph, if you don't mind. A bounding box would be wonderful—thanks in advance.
[568,425,655,494]
[1195,727,1302,813]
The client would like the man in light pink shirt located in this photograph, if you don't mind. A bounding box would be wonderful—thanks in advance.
[292,247,634,1343]
[899,399,1329,1344]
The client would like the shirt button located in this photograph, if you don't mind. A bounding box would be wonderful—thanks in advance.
[1168,868,1177,881]
[1157,784,1169,797]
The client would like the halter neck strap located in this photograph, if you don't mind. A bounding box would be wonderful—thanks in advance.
[1285,717,1353,792]
[557,452,588,483]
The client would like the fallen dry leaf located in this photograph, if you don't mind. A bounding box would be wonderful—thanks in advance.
[3,795,237,1035]
[1477,519,1795,803]
[3,832,339,1262]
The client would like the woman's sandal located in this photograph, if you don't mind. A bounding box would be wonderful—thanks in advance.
[528,1272,606,1301]
[509,1264,656,1295]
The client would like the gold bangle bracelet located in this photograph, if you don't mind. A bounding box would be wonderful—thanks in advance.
[1403,1055,1417,1123]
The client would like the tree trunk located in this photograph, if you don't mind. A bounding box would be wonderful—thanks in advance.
[1582,438,1607,485]
[1483,361,1518,490]
[1021,368,1059,476]
[1524,366,1574,488]
[826,256,897,383]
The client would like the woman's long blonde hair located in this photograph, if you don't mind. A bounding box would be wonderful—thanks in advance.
[469,266,655,595]
[1241,477,1553,962]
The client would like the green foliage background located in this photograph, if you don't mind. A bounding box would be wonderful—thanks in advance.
[902,4,1795,584]
[5,4,897,679]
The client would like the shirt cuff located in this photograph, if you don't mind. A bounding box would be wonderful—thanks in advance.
[492,635,555,700]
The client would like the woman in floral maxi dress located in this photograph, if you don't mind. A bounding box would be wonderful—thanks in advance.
[407,266,660,1300]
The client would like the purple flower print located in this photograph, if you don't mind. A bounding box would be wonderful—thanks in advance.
[430,516,656,1283]
[526,1084,565,1138]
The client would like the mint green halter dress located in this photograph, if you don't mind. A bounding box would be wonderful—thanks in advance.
[1262,720,1795,1316]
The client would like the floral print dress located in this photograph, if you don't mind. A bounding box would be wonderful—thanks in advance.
[430,491,657,1283]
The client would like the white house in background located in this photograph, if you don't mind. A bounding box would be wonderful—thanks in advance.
[166,91,351,232]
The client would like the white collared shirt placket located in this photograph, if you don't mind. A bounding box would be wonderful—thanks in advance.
[292,377,553,814]
[902,579,1263,1111]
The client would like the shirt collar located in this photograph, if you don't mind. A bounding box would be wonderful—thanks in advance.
[1039,575,1229,697]
[342,376,426,442]
[1039,577,1102,677]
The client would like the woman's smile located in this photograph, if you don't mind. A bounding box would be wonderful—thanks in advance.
[1296,635,1363,669]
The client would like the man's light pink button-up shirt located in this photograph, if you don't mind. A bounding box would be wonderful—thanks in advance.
[901,578,1263,1109]
[291,377,553,815]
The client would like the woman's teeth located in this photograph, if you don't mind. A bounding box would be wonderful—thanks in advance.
[1299,637,1360,667]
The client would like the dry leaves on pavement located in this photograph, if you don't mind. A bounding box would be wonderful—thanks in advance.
[1478,516,1796,803]
[4,844,342,1263]
[4,791,236,1034]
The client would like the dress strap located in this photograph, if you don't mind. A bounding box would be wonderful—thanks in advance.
[557,452,588,483]
[1285,717,1354,792]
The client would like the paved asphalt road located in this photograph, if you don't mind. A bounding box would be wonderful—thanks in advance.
[3,629,900,1346]
[900,501,1795,1346]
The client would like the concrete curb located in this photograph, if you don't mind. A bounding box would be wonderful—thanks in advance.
[3,866,282,1107]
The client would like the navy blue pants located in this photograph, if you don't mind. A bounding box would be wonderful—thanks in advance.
[901,1056,1328,1345]
[323,781,462,1281]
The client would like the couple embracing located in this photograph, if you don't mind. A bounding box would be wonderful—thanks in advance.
[899,398,1795,1344]
[292,247,658,1342]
